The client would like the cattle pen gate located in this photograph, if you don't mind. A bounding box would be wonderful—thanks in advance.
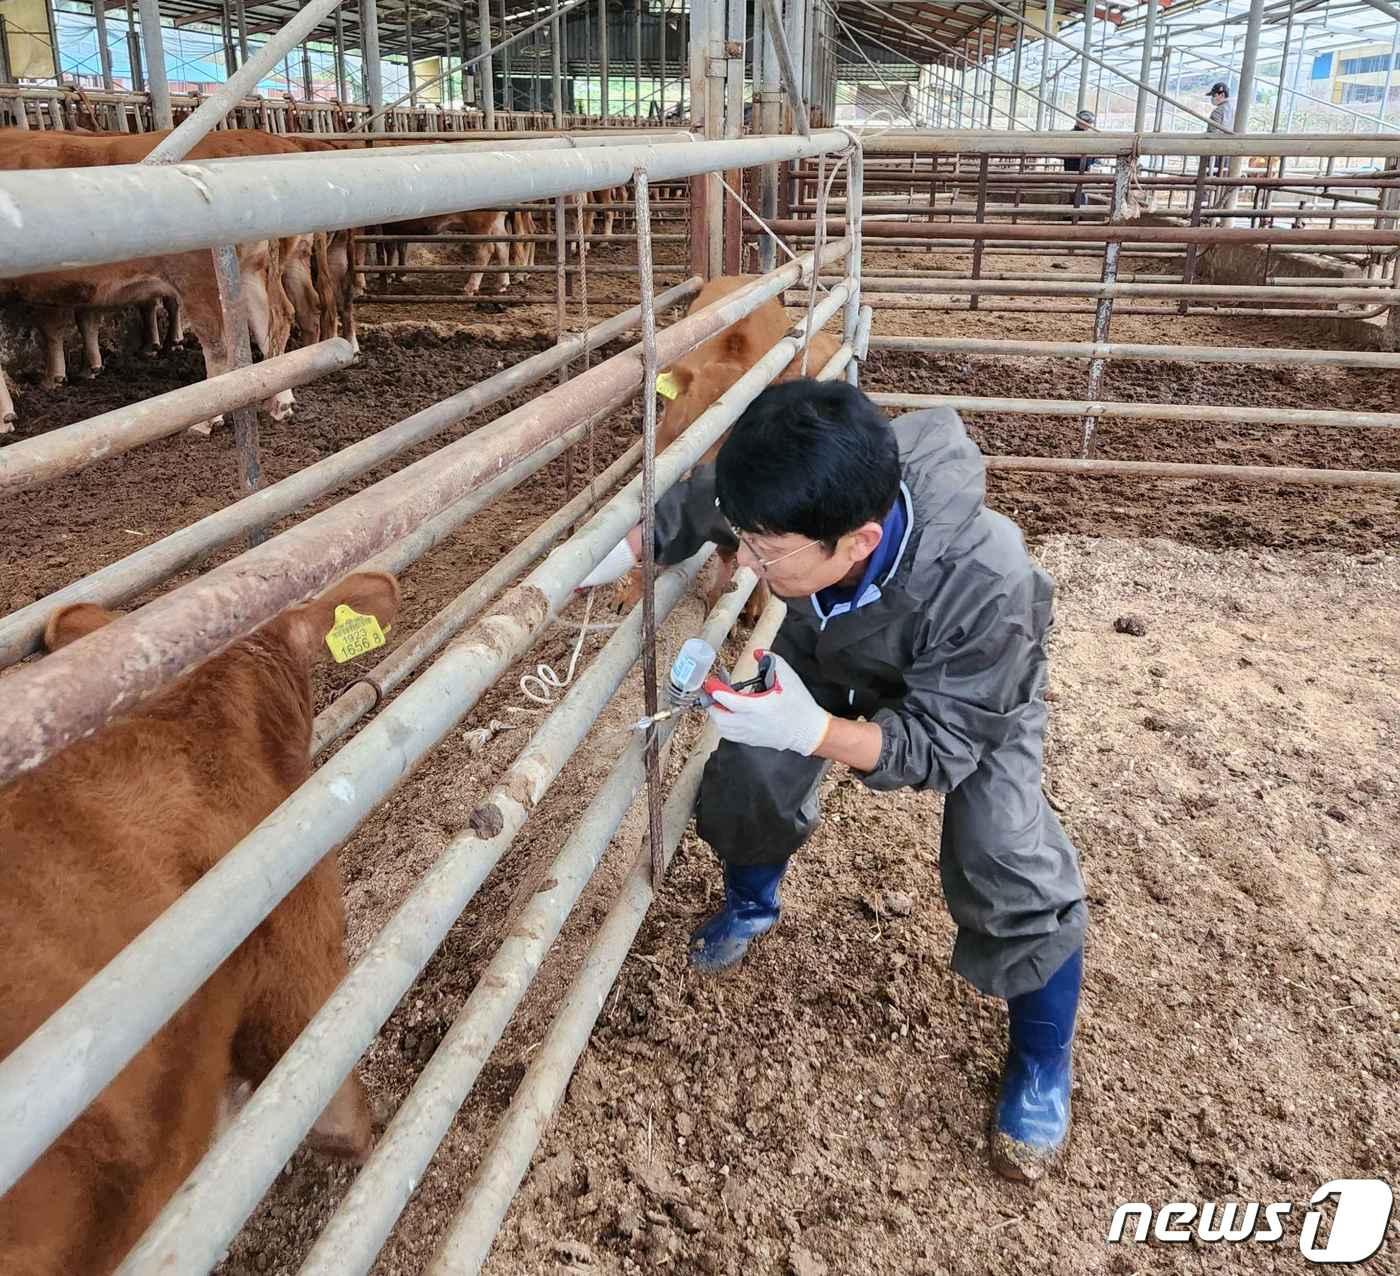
[2,0,1400,1268]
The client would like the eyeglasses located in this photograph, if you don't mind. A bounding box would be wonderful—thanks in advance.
[736,532,820,572]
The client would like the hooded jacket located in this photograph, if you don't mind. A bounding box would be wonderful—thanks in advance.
[652,406,1057,795]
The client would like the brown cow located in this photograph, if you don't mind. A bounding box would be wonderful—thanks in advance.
[617,275,844,622]
[0,571,398,1276]
[0,128,345,425]
[378,210,515,296]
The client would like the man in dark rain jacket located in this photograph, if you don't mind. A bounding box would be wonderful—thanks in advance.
[581,380,1087,1181]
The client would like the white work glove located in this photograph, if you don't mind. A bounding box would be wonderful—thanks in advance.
[577,536,638,590]
[706,651,831,756]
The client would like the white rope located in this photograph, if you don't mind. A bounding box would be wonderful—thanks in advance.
[717,171,804,268]
[518,588,596,706]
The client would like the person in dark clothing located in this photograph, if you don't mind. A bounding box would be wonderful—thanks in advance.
[1207,82,1232,178]
[1062,108,1097,208]
[581,380,1088,1181]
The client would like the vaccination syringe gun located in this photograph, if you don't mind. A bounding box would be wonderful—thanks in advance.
[626,637,777,733]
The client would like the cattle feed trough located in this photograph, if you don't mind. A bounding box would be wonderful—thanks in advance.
[0,124,864,1275]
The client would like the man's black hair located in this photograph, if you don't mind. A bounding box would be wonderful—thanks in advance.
[714,379,900,549]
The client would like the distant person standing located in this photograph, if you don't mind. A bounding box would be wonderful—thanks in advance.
[1061,109,1096,208]
[1207,82,1232,177]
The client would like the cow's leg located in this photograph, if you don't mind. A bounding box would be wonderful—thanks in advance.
[492,236,511,292]
[329,234,359,356]
[36,308,70,387]
[283,256,320,347]
[181,287,231,436]
[231,858,374,1162]
[77,309,103,378]
[241,251,295,422]
[140,298,163,357]
[462,240,493,297]
[164,295,185,348]
[0,363,16,432]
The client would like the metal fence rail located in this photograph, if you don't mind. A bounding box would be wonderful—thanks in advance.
[0,247,853,1212]
[0,132,853,278]
[106,309,850,1276]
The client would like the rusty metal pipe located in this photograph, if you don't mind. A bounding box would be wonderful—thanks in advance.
[984,454,1400,488]
[0,340,354,495]
[859,281,1400,303]
[0,249,844,788]
[868,336,1400,369]
[869,392,1400,431]
[0,278,702,672]
[749,218,1400,246]
[311,440,642,754]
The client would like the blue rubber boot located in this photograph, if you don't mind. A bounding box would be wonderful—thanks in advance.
[688,860,788,975]
[991,946,1082,1182]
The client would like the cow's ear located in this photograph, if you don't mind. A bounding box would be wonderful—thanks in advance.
[43,603,119,652]
[283,572,401,661]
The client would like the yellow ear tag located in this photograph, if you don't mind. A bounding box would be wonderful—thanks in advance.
[655,370,681,400]
[325,604,387,664]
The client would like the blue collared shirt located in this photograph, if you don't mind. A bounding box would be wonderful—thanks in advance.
[811,483,913,629]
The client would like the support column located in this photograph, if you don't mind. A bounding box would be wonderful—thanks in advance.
[136,0,172,128]
[476,0,492,123]
[1375,21,1398,132]
[1224,0,1266,197]
[362,0,383,130]
[551,0,562,126]
[1270,5,1293,132]
[1076,0,1093,115]
[658,0,667,123]
[94,0,115,90]
[499,0,511,113]
[406,7,417,106]
[598,0,608,116]
[1008,3,1024,126]
[126,0,145,93]
[1134,0,1159,131]
[986,16,1002,127]
[722,0,745,274]
[1034,0,1055,129]
[633,0,641,121]
[335,6,348,100]
[755,0,779,269]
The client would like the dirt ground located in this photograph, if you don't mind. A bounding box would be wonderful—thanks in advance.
[2,241,1398,1275]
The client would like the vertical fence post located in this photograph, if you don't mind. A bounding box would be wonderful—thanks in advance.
[633,167,666,889]
[208,245,264,507]
[970,154,988,310]
[1080,155,1130,459]
[843,141,862,386]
